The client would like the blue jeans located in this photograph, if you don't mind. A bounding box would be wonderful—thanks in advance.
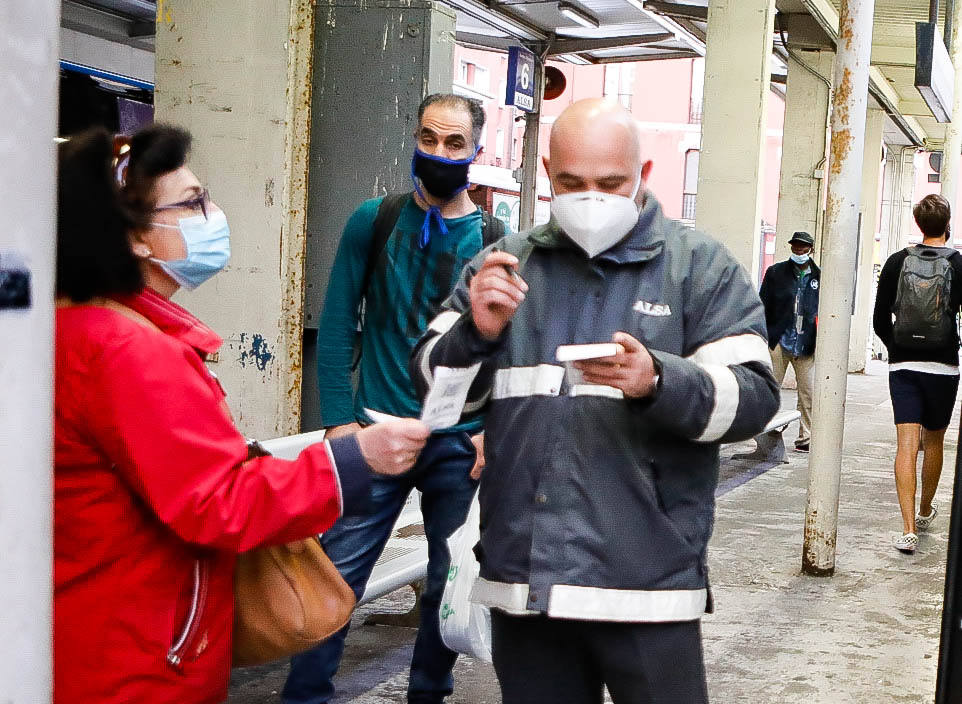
[282,432,478,704]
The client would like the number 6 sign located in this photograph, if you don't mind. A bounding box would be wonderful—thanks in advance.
[506,46,537,112]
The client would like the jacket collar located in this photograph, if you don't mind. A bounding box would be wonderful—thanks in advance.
[526,191,667,264]
[113,288,223,357]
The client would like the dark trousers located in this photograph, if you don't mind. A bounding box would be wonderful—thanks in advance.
[491,611,709,704]
[282,432,478,704]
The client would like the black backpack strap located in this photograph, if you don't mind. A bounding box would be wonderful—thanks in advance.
[480,210,507,247]
[360,192,414,302]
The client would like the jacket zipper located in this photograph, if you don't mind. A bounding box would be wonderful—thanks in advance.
[167,558,210,667]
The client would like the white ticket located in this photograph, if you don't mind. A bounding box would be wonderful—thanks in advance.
[555,343,623,362]
[363,362,481,431]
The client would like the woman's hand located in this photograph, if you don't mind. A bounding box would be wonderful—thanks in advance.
[355,419,431,475]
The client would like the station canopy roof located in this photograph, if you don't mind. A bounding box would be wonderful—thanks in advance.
[64,0,951,146]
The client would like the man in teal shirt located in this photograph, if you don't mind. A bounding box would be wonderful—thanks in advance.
[284,94,498,704]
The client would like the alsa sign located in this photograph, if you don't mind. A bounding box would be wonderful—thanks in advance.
[505,46,536,112]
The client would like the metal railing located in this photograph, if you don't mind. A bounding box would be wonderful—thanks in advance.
[682,193,697,221]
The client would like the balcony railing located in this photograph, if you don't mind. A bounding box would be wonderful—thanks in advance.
[689,101,703,124]
[682,193,697,221]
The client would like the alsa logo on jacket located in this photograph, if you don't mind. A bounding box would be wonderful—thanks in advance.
[633,300,672,317]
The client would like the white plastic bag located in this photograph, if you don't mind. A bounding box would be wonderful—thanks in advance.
[439,492,492,662]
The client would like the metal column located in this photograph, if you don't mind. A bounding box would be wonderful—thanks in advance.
[0,1,59,701]
[518,57,544,231]
[942,0,962,227]
[801,0,876,576]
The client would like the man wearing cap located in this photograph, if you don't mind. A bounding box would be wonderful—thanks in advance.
[759,231,820,452]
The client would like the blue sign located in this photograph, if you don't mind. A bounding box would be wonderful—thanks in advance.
[505,46,536,112]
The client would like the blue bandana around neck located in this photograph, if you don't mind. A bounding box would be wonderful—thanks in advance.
[410,146,479,248]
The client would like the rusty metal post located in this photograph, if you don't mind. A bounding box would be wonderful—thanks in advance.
[801,0,876,576]
[519,57,544,231]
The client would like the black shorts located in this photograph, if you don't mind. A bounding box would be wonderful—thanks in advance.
[889,369,960,430]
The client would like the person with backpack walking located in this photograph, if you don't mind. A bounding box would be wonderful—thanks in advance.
[759,231,820,452]
[283,93,505,704]
[874,194,962,554]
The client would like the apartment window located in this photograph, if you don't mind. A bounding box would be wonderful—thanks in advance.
[603,64,634,111]
[474,65,490,93]
[682,149,699,220]
[460,60,474,85]
[689,57,705,123]
[459,60,490,93]
[495,129,505,161]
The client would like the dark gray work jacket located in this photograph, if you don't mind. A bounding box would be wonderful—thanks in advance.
[412,195,779,622]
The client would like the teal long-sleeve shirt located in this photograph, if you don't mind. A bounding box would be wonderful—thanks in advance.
[316,195,487,431]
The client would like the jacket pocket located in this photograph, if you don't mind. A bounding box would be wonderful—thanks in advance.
[167,558,211,669]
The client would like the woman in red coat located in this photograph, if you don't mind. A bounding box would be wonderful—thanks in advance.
[53,126,429,703]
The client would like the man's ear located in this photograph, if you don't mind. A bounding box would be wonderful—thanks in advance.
[640,160,653,187]
[542,156,550,174]
[473,146,484,163]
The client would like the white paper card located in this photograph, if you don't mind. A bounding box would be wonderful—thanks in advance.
[555,343,622,362]
[364,362,481,431]
[420,363,482,430]
[364,408,404,425]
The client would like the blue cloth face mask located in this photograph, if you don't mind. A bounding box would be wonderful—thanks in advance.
[149,210,231,290]
[790,252,811,265]
[410,146,480,248]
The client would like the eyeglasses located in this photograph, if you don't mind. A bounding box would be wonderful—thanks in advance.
[152,188,212,220]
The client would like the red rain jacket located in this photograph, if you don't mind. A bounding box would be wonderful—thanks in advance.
[54,289,369,703]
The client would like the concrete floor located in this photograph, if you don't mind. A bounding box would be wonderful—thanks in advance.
[228,361,957,703]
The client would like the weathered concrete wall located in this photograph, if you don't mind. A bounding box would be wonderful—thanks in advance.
[154,0,314,438]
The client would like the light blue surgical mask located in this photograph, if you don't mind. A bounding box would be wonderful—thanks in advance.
[790,252,811,265]
[150,211,231,290]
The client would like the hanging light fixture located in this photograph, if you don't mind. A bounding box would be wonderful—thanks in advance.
[558,1,600,28]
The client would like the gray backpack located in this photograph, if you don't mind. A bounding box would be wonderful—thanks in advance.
[892,247,956,350]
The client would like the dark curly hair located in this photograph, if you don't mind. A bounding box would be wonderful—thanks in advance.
[56,128,145,302]
[123,124,192,215]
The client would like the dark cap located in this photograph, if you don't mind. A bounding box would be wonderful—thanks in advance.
[789,231,814,247]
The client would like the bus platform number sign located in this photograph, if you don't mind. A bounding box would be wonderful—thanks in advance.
[506,46,536,112]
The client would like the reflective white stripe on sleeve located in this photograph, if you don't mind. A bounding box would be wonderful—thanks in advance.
[492,365,565,399]
[687,333,772,370]
[471,578,706,621]
[428,310,462,334]
[569,384,625,400]
[418,333,443,388]
[694,363,740,443]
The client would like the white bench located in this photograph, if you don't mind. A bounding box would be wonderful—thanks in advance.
[260,431,429,606]
[729,409,802,464]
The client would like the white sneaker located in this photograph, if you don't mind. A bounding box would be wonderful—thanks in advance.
[894,532,918,554]
[916,502,939,531]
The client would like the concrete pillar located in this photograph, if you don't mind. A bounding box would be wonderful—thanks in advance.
[774,50,834,263]
[696,0,777,282]
[154,0,315,439]
[0,2,59,700]
[942,0,962,226]
[848,108,885,373]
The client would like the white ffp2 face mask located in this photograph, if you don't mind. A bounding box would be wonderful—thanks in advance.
[550,185,641,258]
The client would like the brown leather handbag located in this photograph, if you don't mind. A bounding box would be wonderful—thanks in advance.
[231,441,356,667]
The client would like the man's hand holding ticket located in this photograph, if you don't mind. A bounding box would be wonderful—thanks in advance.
[563,332,659,399]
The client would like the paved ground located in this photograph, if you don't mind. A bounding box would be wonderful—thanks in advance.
[228,361,957,703]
